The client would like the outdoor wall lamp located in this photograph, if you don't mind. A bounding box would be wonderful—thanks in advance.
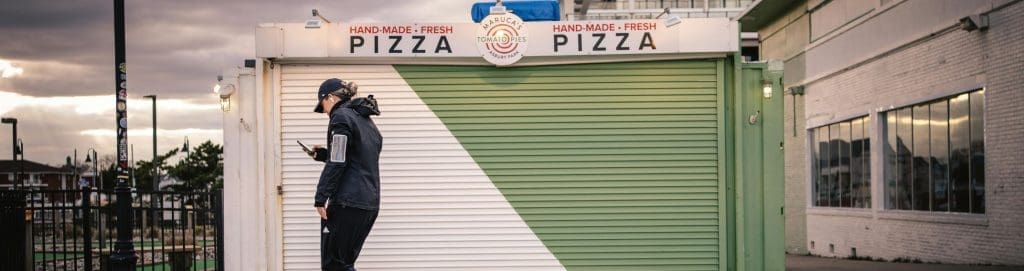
[214,75,236,112]
[763,59,784,100]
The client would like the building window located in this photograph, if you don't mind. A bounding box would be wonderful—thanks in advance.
[884,89,985,213]
[812,116,871,208]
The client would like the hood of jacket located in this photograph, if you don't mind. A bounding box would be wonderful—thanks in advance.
[344,96,380,117]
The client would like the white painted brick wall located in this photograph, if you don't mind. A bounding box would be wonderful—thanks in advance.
[796,0,1024,265]
[784,93,808,255]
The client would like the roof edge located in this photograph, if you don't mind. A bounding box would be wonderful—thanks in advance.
[736,0,803,32]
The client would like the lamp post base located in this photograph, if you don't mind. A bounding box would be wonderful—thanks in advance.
[107,247,138,271]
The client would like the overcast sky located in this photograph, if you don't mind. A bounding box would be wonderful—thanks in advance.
[0,0,479,166]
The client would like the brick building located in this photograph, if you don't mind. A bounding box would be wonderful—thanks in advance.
[739,0,1023,265]
[0,160,76,191]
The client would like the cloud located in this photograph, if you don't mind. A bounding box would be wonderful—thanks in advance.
[80,128,221,138]
[0,0,479,98]
[0,90,222,165]
[0,60,24,78]
[0,91,218,117]
[0,0,481,166]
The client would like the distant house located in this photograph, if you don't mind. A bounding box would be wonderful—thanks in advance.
[0,160,76,190]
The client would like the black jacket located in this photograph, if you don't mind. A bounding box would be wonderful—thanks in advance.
[313,97,382,210]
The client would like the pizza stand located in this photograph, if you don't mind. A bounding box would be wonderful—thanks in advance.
[218,4,783,270]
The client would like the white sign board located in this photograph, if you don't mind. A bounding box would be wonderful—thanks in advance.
[257,16,738,65]
[345,23,478,57]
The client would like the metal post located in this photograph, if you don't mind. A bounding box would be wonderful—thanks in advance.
[89,149,102,190]
[143,95,157,192]
[143,94,159,238]
[214,191,225,271]
[89,149,105,250]
[130,144,134,187]
[83,188,93,271]
[92,151,98,189]
[17,139,24,188]
[109,0,138,269]
[2,118,17,188]
[9,120,13,186]
[183,136,190,182]
[23,191,31,271]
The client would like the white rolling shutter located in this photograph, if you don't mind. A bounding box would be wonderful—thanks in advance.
[277,64,563,271]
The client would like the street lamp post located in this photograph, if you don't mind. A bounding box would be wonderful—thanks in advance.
[74,150,81,188]
[143,94,159,236]
[143,95,157,192]
[86,149,101,189]
[109,0,138,268]
[130,144,135,187]
[18,139,24,187]
[85,148,104,249]
[2,117,17,187]
[183,136,190,178]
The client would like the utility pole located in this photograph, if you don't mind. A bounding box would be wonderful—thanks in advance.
[109,0,138,268]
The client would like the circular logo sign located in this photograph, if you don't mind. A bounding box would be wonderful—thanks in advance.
[476,13,528,66]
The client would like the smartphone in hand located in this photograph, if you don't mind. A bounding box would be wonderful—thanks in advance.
[297,140,312,154]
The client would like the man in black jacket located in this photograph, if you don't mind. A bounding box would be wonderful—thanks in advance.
[307,78,382,271]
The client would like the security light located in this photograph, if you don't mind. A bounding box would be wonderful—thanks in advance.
[218,84,236,112]
[215,74,236,112]
[307,9,331,29]
[490,0,508,14]
[959,14,989,32]
[788,86,805,96]
[664,16,682,28]
[656,8,682,27]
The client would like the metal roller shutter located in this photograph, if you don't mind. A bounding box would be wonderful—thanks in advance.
[279,60,726,270]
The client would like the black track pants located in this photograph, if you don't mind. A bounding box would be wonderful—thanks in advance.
[322,205,379,271]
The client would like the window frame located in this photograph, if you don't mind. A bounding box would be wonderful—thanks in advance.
[881,88,986,214]
[808,115,872,209]
[804,81,988,224]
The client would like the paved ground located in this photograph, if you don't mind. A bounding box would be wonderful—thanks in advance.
[787,254,1024,271]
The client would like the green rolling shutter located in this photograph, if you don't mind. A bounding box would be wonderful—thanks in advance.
[395,60,726,271]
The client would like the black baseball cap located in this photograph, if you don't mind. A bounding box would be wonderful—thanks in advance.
[314,78,355,113]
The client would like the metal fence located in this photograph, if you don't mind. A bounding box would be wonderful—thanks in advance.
[0,188,224,271]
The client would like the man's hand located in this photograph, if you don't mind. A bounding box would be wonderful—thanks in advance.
[306,145,325,158]
[316,206,328,220]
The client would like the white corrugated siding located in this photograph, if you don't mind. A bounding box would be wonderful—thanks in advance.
[278,64,565,271]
